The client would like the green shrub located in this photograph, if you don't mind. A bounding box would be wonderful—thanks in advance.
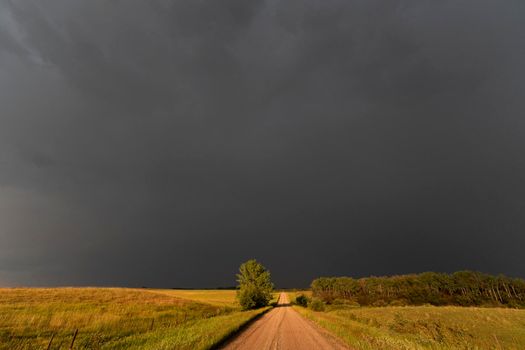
[372,300,388,307]
[295,294,309,307]
[333,298,360,307]
[389,299,408,306]
[309,298,326,311]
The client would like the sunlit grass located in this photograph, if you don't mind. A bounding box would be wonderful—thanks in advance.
[148,289,238,307]
[285,290,312,303]
[0,287,267,349]
[295,304,525,349]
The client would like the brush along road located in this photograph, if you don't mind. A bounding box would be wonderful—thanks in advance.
[220,293,349,350]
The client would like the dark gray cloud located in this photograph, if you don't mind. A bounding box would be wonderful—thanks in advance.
[1,0,524,287]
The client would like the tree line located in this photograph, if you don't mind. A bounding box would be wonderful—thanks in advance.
[311,271,525,308]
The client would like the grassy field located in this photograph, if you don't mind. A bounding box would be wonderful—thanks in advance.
[0,288,268,350]
[8,287,522,350]
[293,301,525,350]
[148,289,238,307]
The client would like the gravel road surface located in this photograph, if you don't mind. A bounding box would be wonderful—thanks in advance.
[220,292,349,350]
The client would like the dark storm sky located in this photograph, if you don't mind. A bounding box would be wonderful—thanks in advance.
[1,0,524,288]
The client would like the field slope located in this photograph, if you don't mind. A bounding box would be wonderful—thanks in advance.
[0,287,267,350]
[294,303,525,349]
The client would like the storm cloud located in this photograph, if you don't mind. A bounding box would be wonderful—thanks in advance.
[0,0,524,287]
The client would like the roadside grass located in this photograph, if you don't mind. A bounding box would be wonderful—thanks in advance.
[0,287,267,350]
[271,292,281,304]
[294,304,525,349]
[105,307,269,350]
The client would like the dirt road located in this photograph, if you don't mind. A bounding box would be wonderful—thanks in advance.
[220,293,349,350]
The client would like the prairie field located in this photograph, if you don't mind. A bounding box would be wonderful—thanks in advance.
[0,287,267,350]
[147,289,239,307]
[294,302,525,350]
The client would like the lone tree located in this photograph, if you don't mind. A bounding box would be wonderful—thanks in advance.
[236,259,274,310]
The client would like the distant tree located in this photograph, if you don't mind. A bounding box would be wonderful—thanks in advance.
[236,259,274,310]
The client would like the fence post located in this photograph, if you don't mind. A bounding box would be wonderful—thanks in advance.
[46,333,55,350]
[69,329,78,349]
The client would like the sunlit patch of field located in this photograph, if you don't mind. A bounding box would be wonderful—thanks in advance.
[285,290,312,303]
[150,289,238,307]
[295,304,525,349]
[153,289,281,306]
[0,287,267,350]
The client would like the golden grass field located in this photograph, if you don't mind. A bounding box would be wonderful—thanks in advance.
[0,288,268,350]
[284,289,312,302]
[4,287,524,350]
[288,291,525,350]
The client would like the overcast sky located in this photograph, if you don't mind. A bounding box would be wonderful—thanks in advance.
[0,0,524,288]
